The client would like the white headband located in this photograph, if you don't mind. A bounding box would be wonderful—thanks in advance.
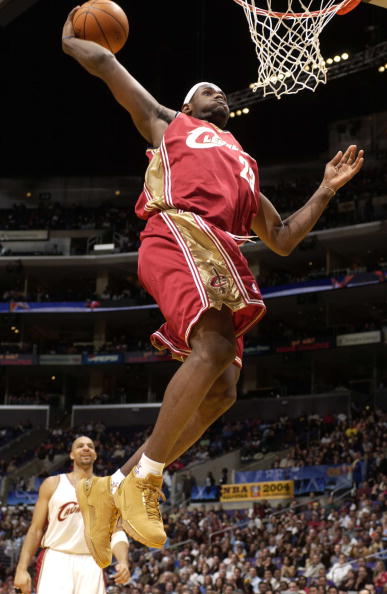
[183,82,223,105]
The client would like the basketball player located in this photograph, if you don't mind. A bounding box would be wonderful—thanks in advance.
[13,436,130,594]
[61,7,364,562]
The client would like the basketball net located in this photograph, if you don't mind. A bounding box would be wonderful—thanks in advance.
[234,0,348,98]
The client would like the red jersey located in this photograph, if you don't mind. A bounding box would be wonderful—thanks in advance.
[135,113,260,236]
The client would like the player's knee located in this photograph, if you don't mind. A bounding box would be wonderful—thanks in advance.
[197,338,236,371]
[214,376,237,407]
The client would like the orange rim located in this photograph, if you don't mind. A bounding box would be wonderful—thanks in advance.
[337,0,362,14]
[232,0,359,18]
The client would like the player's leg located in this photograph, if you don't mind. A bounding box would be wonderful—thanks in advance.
[119,363,240,474]
[35,550,74,594]
[73,554,105,594]
[113,304,237,547]
[144,304,236,461]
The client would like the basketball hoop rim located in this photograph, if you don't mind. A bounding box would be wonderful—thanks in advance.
[233,0,349,18]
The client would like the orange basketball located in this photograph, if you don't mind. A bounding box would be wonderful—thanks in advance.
[73,0,129,54]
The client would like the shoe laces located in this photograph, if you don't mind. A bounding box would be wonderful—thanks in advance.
[137,479,166,521]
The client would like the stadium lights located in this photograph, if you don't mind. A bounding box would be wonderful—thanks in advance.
[378,65,385,72]
[324,52,350,67]
[230,107,250,118]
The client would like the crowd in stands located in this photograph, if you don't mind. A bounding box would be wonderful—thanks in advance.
[1,252,385,317]
[0,424,29,449]
[0,314,383,394]
[1,273,151,305]
[0,159,386,261]
[264,161,387,230]
[0,201,144,238]
[6,406,387,492]
[0,407,386,592]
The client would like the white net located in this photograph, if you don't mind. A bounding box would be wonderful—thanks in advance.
[234,0,346,98]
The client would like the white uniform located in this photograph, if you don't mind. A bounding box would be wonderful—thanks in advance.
[36,474,105,594]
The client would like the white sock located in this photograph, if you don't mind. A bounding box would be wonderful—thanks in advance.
[110,469,125,494]
[135,453,164,478]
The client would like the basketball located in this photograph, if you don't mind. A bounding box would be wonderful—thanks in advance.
[72,0,129,54]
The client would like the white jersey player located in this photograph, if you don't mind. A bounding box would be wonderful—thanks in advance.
[14,435,130,594]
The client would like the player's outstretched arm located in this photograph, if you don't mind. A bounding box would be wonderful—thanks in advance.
[14,477,58,594]
[61,8,175,147]
[252,145,364,256]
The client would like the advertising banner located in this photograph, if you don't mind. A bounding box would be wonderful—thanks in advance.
[220,480,294,502]
[0,354,36,365]
[39,354,82,365]
[0,230,48,241]
[125,351,171,363]
[336,330,381,347]
[236,462,363,494]
[191,486,219,502]
[276,337,331,353]
[7,478,43,505]
[244,344,271,356]
[82,353,124,365]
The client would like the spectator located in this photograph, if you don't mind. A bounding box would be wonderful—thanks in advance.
[326,554,351,587]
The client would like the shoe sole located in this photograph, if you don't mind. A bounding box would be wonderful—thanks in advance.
[76,481,112,568]
[121,518,166,549]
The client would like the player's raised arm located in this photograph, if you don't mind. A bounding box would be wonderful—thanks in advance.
[61,7,175,147]
[252,145,364,256]
[14,477,58,594]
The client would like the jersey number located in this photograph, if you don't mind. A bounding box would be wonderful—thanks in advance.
[239,156,255,193]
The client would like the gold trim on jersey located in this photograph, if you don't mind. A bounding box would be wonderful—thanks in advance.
[166,210,246,313]
[143,149,168,213]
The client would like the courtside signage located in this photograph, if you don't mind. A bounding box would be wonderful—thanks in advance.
[220,480,294,502]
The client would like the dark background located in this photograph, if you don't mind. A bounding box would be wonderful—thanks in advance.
[0,0,386,177]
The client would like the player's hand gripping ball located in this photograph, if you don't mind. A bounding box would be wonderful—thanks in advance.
[73,0,129,53]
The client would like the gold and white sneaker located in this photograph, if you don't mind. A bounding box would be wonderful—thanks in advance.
[76,476,118,568]
[113,468,166,548]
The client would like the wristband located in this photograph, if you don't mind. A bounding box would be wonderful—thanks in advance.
[111,530,129,547]
[320,185,336,196]
[63,35,75,39]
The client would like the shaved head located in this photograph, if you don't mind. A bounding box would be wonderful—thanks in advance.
[71,435,95,452]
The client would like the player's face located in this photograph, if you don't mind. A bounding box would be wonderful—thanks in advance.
[184,86,229,128]
[70,436,97,468]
